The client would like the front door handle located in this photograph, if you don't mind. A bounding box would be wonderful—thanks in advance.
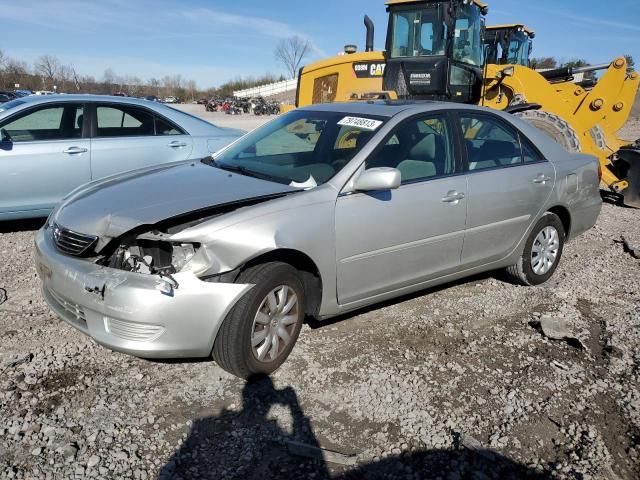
[533,174,552,184]
[168,141,188,148]
[63,146,88,154]
[441,191,465,204]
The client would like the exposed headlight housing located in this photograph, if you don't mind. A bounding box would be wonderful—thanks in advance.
[171,243,196,272]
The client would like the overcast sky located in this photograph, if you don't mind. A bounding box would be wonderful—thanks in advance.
[0,0,638,88]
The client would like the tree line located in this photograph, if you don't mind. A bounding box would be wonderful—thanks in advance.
[0,49,288,100]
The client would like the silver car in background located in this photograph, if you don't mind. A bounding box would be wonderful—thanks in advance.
[0,95,244,220]
[35,101,602,379]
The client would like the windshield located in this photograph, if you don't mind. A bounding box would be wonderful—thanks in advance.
[452,3,483,66]
[483,29,531,66]
[213,110,386,187]
[390,5,447,58]
[506,31,531,66]
[0,99,26,112]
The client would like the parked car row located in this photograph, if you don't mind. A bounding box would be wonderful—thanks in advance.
[31,100,602,379]
[0,90,33,104]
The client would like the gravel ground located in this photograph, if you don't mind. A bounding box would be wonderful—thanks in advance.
[1,118,640,479]
[619,118,640,142]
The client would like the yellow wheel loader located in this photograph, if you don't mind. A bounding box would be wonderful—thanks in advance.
[291,0,640,206]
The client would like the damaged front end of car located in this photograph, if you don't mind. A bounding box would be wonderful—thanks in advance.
[80,193,292,294]
[35,195,296,358]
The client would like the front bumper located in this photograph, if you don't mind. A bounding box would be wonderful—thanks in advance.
[35,227,252,359]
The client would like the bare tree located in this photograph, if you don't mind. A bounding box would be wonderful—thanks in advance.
[69,65,82,91]
[0,49,5,88]
[127,76,143,96]
[58,64,72,92]
[148,77,161,97]
[34,54,60,89]
[103,68,116,85]
[185,79,197,102]
[4,58,29,89]
[274,36,311,79]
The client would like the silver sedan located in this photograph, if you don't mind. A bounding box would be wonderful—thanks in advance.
[0,95,244,220]
[35,101,602,378]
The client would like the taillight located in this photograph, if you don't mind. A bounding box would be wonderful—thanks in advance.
[597,164,602,181]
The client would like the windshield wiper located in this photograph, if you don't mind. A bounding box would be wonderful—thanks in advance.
[213,162,288,184]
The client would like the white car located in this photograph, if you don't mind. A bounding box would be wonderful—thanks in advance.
[163,96,178,104]
[34,91,55,96]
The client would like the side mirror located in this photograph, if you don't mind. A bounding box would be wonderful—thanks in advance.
[0,128,11,143]
[354,167,401,192]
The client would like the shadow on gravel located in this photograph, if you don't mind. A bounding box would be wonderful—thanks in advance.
[0,217,46,233]
[601,189,639,209]
[158,375,550,480]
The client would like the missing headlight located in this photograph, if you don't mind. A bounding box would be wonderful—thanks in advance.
[105,239,199,276]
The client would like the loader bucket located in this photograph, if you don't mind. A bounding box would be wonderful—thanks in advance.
[616,145,640,208]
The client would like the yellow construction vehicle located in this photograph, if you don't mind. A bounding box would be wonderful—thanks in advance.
[291,0,640,206]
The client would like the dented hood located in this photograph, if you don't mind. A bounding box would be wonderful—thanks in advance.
[53,161,296,239]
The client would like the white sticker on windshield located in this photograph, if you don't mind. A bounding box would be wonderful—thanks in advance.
[337,116,383,131]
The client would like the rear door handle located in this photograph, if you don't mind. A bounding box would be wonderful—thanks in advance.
[168,141,188,148]
[441,191,465,204]
[533,174,552,184]
[63,146,88,154]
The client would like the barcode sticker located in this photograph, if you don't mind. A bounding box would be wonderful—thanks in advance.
[337,116,383,131]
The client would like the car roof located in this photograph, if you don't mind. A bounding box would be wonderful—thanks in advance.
[12,93,164,107]
[298,100,507,118]
[0,94,237,136]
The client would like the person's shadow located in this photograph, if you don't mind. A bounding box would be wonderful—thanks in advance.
[158,374,331,479]
[158,375,551,480]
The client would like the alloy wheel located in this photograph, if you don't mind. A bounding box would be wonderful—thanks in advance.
[531,226,560,275]
[251,285,299,363]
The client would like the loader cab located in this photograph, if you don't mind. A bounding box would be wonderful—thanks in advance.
[484,24,534,67]
[383,0,488,103]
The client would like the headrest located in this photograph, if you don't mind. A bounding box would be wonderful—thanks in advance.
[409,134,436,160]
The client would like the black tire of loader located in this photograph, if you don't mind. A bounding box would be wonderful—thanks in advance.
[514,110,581,153]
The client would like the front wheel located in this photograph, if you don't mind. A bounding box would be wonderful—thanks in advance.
[504,212,565,286]
[212,262,305,378]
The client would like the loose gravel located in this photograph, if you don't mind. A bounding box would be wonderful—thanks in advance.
[1,119,640,479]
[1,201,639,479]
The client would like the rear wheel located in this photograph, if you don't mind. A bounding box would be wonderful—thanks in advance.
[504,212,565,286]
[514,110,581,153]
[212,262,305,378]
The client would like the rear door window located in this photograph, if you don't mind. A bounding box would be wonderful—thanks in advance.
[0,104,84,142]
[155,116,184,135]
[459,114,523,171]
[96,105,155,137]
[522,136,544,163]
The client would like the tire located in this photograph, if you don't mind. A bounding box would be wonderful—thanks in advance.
[504,212,566,286]
[212,262,305,378]
[589,124,607,151]
[514,110,581,153]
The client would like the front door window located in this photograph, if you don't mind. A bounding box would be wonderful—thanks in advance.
[0,104,84,142]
